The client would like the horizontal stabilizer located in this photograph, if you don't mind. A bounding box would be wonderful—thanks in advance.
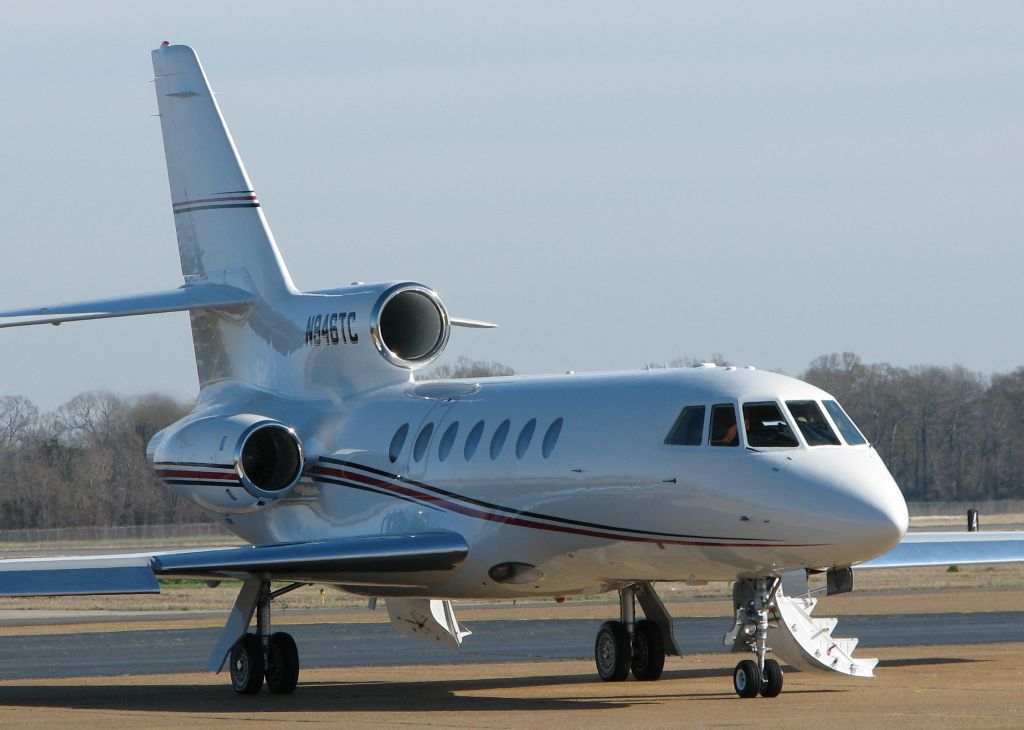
[857,530,1024,569]
[450,317,498,329]
[0,282,256,329]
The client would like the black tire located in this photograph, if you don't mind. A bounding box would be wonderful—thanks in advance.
[595,621,631,681]
[760,658,783,698]
[733,659,761,698]
[230,633,264,695]
[265,631,300,694]
[630,619,665,681]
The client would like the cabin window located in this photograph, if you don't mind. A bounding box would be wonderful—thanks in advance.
[516,418,537,459]
[743,402,799,448]
[541,418,563,458]
[490,419,511,460]
[786,400,840,446]
[438,421,459,461]
[389,423,409,463]
[709,404,739,447]
[413,422,434,462]
[823,400,867,445]
[464,420,485,460]
[665,405,706,446]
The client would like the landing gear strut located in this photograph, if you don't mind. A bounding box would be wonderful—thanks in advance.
[729,577,784,698]
[229,580,304,695]
[594,583,669,682]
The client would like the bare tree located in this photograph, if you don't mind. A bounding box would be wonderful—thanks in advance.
[423,356,516,380]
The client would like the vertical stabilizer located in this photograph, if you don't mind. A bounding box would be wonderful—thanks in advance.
[152,44,296,300]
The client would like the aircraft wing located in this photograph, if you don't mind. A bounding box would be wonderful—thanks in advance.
[856,530,1024,569]
[0,282,256,329]
[0,531,468,597]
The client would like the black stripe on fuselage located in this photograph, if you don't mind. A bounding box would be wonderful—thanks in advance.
[314,473,442,511]
[316,456,784,544]
[160,478,242,488]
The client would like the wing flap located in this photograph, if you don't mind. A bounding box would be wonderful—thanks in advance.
[152,532,468,580]
[857,530,1024,569]
[0,282,256,329]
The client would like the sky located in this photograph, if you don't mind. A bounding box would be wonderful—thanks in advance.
[1,2,1022,409]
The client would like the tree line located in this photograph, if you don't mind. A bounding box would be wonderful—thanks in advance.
[1,353,1020,529]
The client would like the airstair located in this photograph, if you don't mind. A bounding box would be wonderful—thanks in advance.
[768,586,878,677]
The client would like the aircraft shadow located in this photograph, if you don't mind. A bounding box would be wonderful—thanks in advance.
[0,674,628,713]
[878,657,979,669]
[0,665,863,713]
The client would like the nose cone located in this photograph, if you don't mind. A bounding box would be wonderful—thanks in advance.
[791,449,908,565]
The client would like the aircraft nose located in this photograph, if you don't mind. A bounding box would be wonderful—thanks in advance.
[853,470,909,559]
[791,449,908,563]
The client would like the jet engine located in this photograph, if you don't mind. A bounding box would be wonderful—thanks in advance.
[369,284,451,369]
[149,414,304,513]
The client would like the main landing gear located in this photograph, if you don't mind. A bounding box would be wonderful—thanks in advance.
[594,583,675,682]
[229,581,304,695]
[728,577,784,698]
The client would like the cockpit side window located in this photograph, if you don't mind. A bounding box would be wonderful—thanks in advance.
[665,405,706,445]
[709,404,739,447]
[743,402,799,448]
[823,400,867,445]
[786,400,840,446]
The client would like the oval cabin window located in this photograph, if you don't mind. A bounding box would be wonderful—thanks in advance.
[490,419,511,460]
[438,421,459,462]
[413,422,434,462]
[464,420,485,460]
[541,418,563,458]
[389,423,410,463]
[516,418,537,459]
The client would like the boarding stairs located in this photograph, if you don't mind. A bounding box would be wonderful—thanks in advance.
[767,585,878,677]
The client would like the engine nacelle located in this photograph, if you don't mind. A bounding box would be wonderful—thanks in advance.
[300,281,452,393]
[149,414,304,514]
[369,283,451,369]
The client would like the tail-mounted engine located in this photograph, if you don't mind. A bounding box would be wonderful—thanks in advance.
[300,281,453,392]
[369,284,450,369]
[149,414,304,513]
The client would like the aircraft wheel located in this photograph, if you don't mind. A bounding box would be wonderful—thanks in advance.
[760,658,783,698]
[630,619,665,681]
[265,631,300,694]
[230,633,264,695]
[595,621,631,681]
[733,659,761,698]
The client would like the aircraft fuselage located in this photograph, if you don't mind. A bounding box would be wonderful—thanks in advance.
[161,365,908,599]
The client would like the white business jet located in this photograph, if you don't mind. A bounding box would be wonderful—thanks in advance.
[1,44,1022,699]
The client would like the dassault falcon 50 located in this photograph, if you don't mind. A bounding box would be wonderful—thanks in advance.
[2,44,1022,699]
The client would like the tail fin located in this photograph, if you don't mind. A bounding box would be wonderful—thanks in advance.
[152,44,295,300]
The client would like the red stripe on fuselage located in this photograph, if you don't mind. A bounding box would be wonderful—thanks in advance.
[172,194,258,207]
[311,464,823,549]
[156,468,238,481]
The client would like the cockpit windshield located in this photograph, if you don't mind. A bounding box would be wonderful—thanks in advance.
[743,402,798,448]
[822,400,867,445]
[786,400,840,446]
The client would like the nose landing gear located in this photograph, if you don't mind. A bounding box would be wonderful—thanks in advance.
[727,576,785,698]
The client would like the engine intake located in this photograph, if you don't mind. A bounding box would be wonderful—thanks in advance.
[149,414,304,514]
[237,421,304,494]
[370,284,450,369]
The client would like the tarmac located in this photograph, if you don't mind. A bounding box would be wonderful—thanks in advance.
[0,643,1021,728]
[0,589,1022,727]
